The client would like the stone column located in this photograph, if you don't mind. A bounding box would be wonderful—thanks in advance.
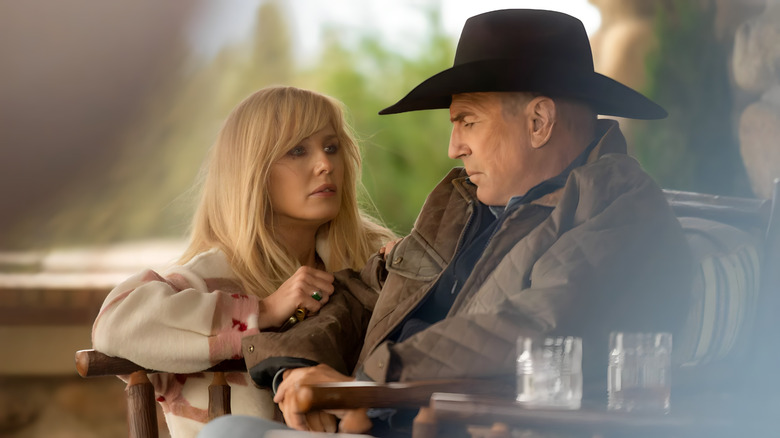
[588,0,666,149]
[734,0,780,199]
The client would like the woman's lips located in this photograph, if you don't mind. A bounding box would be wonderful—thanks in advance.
[310,184,337,196]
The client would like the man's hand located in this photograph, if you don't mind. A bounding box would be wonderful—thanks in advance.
[274,364,355,431]
[337,409,373,434]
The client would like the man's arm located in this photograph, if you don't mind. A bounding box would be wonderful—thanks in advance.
[242,270,378,386]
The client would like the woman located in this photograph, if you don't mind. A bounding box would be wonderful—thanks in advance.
[92,86,395,437]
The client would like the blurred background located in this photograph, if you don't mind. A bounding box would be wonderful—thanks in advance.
[1,0,778,436]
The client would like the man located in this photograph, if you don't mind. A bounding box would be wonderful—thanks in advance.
[200,9,692,437]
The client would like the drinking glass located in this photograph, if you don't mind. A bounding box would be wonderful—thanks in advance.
[607,332,672,413]
[516,336,582,409]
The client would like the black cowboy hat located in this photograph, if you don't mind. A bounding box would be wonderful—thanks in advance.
[379,9,666,119]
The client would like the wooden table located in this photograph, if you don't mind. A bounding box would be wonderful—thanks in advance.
[420,392,772,438]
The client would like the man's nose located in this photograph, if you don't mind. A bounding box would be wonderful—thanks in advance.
[448,126,468,160]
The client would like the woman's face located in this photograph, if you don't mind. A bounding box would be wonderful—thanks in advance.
[268,125,345,230]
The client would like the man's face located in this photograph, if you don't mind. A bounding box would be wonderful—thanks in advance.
[448,93,533,205]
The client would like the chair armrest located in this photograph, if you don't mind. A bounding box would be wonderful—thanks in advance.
[295,379,514,412]
[664,188,770,230]
[75,348,247,437]
[75,349,246,377]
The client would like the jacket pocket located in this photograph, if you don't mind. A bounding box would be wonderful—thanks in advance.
[385,231,447,281]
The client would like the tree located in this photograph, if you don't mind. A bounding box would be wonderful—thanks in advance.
[298,8,457,234]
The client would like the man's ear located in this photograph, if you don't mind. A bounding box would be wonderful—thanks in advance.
[527,97,555,149]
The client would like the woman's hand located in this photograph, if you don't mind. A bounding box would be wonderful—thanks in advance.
[257,266,334,330]
[378,238,403,259]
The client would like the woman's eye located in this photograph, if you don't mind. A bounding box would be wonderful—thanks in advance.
[464,122,475,128]
[287,146,306,157]
[324,144,339,154]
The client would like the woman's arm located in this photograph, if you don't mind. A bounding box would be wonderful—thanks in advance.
[243,269,378,386]
[92,249,260,372]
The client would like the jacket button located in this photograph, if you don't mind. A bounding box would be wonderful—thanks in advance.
[378,361,384,368]
[248,345,254,353]
[393,256,403,264]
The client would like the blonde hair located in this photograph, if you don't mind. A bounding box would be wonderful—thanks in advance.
[180,86,395,297]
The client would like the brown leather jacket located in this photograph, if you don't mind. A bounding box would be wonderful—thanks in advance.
[357,120,692,384]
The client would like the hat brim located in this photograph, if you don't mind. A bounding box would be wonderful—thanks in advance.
[379,59,667,120]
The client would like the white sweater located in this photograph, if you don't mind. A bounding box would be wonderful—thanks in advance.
[92,248,275,438]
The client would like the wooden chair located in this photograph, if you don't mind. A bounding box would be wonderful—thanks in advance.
[75,347,510,438]
[74,349,246,438]
[665,180,780,390]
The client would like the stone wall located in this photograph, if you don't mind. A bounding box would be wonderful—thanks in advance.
[589,0,777,198]
[0,241,182,437]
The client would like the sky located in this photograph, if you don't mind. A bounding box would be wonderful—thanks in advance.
[188,0,600,61]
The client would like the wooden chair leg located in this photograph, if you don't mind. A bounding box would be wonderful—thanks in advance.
[413,406,438,438]
[208,372,231,421]
[126,370,158,438]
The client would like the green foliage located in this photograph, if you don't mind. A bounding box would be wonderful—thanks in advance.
[5,2,457,249]
[633,0,751,196]
[297,9,457,234]
[13,1,757,250]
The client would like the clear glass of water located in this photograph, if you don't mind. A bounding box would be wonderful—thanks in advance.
[516,336,582,409]
[608,332,672,413]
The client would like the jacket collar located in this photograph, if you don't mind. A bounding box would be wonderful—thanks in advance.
[453,119,627,208]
